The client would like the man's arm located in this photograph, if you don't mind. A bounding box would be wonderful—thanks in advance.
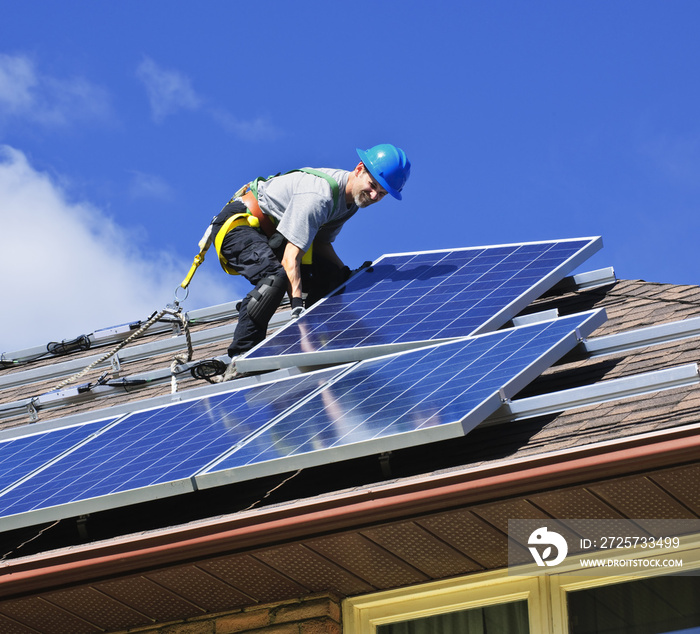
[281,241,304,315]
[312,240,345,269]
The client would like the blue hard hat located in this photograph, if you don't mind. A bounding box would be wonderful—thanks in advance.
[356,144,411,200]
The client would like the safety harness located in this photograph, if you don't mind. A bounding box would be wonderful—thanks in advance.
[180,169,341,288]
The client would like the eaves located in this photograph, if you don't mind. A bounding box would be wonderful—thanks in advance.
[1,419,698,600]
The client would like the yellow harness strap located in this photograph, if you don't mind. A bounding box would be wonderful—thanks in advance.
[214,212,261,275]
[302,243,313,265]
[180,252,205,289]
[181,179,314,287]
[216,182,313,271]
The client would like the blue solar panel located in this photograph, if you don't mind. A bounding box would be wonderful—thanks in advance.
[239,238,601,370]
[0,369,340,525]
[0,418,116,494]
[0,239,605,532]
[199,309,606,486]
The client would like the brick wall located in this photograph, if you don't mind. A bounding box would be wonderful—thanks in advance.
[116,594,342,634]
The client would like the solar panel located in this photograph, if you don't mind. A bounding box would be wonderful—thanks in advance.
[197,309,606,488]
[0,417,117,495]
[0,368,341,530]
[236,238,602,372]
[0,239,606,533]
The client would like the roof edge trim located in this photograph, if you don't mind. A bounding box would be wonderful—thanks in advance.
[1,418,698,598]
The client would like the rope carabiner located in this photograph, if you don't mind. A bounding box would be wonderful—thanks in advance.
[174,284,190,304]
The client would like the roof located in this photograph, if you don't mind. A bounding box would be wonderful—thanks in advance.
[0,259,699,633]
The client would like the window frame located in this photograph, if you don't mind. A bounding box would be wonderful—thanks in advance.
[343,535,700,634]
[343,572,548,633]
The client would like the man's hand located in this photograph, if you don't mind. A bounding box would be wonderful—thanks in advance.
[291,297,304,318]
[350,261,373,277]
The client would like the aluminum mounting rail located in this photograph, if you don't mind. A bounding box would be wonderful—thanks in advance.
[583,315,700,357]
[0,309,293,392]
[0,299,252,366]
[485,363,700,425]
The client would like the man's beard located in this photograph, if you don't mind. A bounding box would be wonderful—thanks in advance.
[354,191,372,207]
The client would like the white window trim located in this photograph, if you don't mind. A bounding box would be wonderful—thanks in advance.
[343,572,547,633]
[343,535,700,634]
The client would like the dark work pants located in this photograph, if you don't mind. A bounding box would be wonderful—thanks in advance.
[220,226,285,357]
[218,208,350,358]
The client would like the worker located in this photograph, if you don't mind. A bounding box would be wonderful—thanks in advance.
[209,143,411,378]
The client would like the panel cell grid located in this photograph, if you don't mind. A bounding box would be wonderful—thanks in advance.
[204,311,603,478]
[245,239,599,361]
[0,369,339,519]
[0,418,116,494]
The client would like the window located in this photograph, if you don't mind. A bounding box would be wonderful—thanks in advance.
[344,536,700,634]
[567,575,700,634]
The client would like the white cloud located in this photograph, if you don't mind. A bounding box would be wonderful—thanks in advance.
[0,146,239,353]
[0,53,113,127]
[135,57,201,123]
[0,54,35,112]
[128,170,176,202]
[209,107,282,142]
[135,57,281,140]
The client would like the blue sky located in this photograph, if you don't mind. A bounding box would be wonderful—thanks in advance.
[2,1,700,351]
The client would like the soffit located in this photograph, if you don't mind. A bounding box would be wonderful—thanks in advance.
[0,458,697,634]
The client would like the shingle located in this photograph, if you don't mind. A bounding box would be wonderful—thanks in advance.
[3,277,700,474]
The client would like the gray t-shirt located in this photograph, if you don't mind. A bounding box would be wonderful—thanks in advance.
[256,168,358,252]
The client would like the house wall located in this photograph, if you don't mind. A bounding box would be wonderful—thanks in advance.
[113,593,342,634]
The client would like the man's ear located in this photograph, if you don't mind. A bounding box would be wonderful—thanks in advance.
[354,161,365,175]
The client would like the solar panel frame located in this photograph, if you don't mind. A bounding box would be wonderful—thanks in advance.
[0,367,343,531]
[197,308,607,489]
[236,237,602,372]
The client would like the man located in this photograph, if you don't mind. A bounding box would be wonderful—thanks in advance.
[210,143,411,366]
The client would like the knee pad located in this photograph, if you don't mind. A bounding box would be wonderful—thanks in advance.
[246,272,288,326]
